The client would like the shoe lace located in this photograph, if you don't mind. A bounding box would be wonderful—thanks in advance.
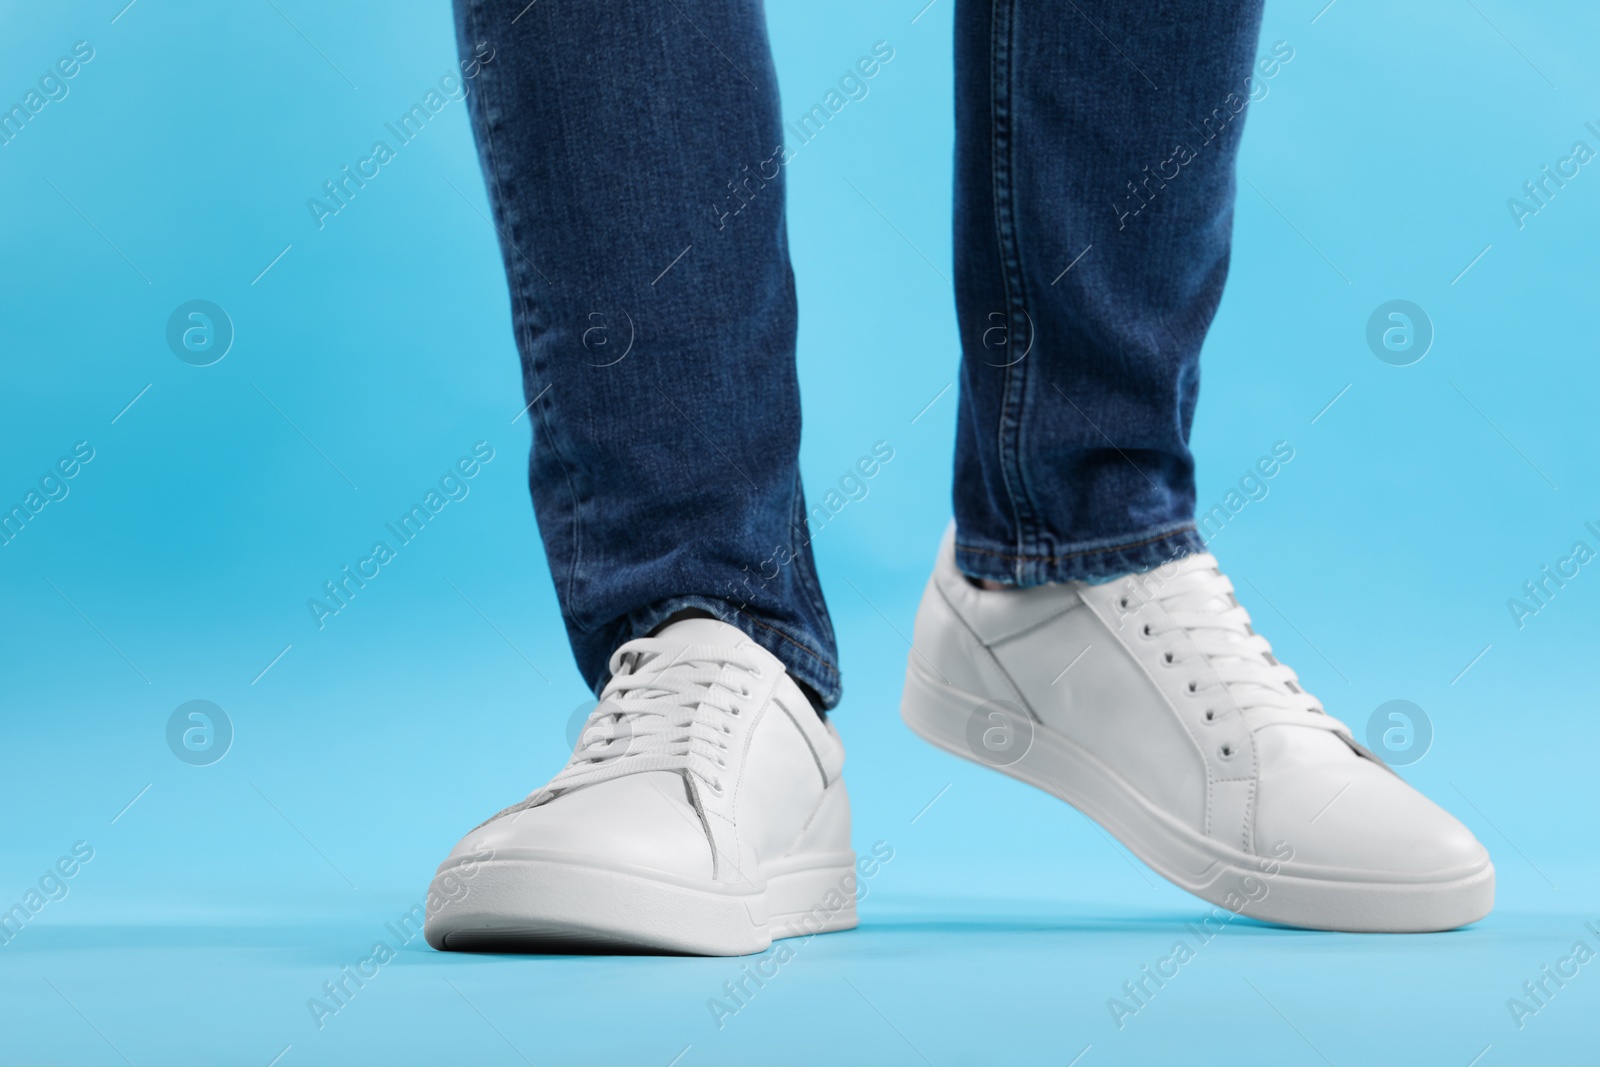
[526,635,768,807]
[1131,556,1347,732]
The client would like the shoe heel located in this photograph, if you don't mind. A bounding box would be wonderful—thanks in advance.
[900,657,1013,763]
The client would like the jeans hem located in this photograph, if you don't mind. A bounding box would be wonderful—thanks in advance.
[623,596,842,711]
[955,520,1204,586]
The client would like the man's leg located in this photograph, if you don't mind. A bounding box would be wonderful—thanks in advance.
[452,0,839,707]
[952,0,1265,581]
[426,2,857,957]
[900,1,1495,933]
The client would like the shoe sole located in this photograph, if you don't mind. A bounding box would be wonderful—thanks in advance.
[901,660,1494,933]
[424,852,859,956]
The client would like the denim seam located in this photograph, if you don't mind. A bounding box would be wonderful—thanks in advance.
[739,613,841,680]
[788,472,832,633]
[956,522,1198,563]
[965,516,1198,558]
[469,0,588,631]
[990,0,1038,580]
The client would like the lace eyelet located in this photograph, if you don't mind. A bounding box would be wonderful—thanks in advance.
[1186,681,1198,694]
[1162,651,1174,665]
[1219,742,1234,759]
[1118,597,1131,609]
[1203,709,1216,723]
[1142,624,1153,637]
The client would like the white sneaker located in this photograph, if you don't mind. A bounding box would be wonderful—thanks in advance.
[425,618,857,955]
[901,527,1494,932]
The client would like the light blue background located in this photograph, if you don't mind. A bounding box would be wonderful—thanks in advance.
[3,0,1597,1063]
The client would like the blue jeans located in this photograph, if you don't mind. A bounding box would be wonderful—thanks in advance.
[452,0,1267,709]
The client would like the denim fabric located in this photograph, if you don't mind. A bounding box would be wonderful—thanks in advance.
[952,0,1266,586]
[452,0,1263,708]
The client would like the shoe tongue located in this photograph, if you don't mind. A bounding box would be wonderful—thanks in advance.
[1153,555,1232,616]
[1152,555,1283,694]
[1171,589,1233,615]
